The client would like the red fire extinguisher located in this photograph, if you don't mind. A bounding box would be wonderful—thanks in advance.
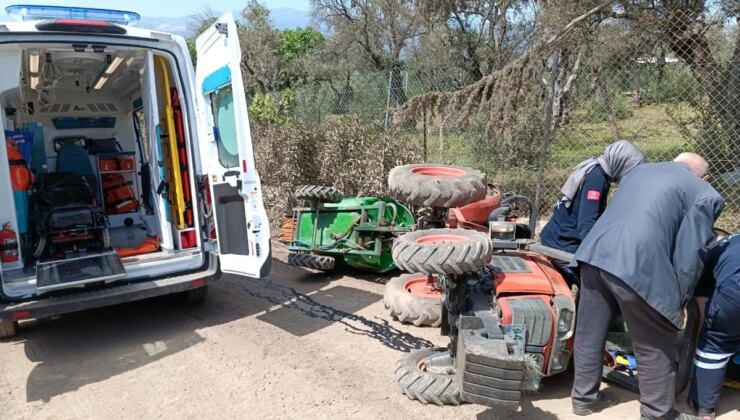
[0,223,19,264]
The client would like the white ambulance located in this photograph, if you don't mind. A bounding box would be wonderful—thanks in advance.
[0,5,270,337]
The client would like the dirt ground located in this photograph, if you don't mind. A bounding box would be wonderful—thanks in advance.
[0,246,737,419]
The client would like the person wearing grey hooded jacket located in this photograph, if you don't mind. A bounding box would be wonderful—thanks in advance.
[540,140,645,286]
[570,153,724,420]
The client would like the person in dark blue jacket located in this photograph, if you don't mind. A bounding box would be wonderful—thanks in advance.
[688,233,740,420]
[540,140,645,286]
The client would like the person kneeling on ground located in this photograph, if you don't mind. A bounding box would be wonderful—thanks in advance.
[688,232,740,420]
[540,139,645,287]
[570,152,723,419]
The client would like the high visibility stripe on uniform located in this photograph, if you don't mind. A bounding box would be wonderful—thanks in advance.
[696,350,734,360]
[694,358,730,370]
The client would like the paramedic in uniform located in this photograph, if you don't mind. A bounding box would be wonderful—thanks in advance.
[688,233,740,420]
[570,153,724,419]
[540,140,645,286]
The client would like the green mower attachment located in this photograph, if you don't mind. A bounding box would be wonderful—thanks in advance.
[287,186,414,272]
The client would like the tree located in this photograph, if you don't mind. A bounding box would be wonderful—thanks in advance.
[238,0,283,94]
[610,0,740,172]
[186,5,219,64]
[436,1,539,82]
[394,1,615,140]
[280,27,325,88]
[311,0,424,106]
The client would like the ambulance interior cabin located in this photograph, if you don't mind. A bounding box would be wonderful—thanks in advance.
[0,43,202,297]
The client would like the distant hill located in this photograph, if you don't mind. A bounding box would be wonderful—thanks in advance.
[138,8,312,37]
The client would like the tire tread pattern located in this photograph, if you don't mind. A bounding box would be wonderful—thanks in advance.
[294,185,343,203]
[384,273,441,327]
[392,229,492,275]
[288,253,336,270]
[395,348,463,406]
[388,164,486,208]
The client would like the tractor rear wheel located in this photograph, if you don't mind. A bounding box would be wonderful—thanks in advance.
[392,228,492,275]
[388,164,486,208]
[288,253,336,270]
[294,185,343,203]
[384,273,442,327]
[395,348,463,406]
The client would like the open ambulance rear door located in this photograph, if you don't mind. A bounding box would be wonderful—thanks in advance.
[195,11,271,278]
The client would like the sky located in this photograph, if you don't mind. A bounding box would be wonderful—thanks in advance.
[1,1,314,34]
[1,0,312,18]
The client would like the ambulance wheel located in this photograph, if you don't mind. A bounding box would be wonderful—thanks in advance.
[184,286,209,303]
[675,300,700,396]
[0,321,18,339]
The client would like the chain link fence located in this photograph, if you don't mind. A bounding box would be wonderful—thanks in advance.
[282,29,740,231]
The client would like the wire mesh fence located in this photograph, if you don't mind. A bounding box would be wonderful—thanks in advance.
[278,22,740,230]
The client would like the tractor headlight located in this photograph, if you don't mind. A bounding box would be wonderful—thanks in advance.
[558,308,574,335]
[489,221,516,240]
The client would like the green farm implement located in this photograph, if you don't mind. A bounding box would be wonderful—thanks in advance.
[286,185,414,272]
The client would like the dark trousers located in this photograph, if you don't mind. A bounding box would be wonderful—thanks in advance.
[572,264,678,419]
[551,258,580,288]
[689,274,740,411]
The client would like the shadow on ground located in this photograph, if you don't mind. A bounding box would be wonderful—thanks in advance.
[4,260,426,403]
[476,399,560,420]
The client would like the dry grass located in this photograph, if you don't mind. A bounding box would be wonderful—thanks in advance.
[253,116,423,232]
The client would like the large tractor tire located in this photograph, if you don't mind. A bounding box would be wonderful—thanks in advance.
[384,273,442,327]
[388,164,486,208]
[392,228,492,276]
[294,185,343,203]
[288,253,336,270]
[395,348,463,406]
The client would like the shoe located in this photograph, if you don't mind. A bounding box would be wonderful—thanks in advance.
[639,410,702,420]
[572,390,618,416]
[686,398,716,420]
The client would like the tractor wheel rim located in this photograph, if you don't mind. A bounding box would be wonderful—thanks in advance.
[410,165,466,177]
[415,234,467,244]
[404,277,442,297]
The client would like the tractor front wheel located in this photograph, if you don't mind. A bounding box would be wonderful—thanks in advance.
[395,348,462,406]
[384,273,442,327]
[392,228,492,276]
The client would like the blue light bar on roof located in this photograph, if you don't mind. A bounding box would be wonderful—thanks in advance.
[5,5,141,26]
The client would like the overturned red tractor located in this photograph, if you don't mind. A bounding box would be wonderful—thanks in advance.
[384,163,699,408]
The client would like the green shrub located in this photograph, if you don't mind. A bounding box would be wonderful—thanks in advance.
[582,92,632,122]
[645,66,701,105]
[250,89,294,124]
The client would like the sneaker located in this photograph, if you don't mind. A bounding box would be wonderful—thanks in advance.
[572,390,618,416]
[686,399,716,420]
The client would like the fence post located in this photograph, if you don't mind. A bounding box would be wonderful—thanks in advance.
[423,102,428,163]
[533,46,561,228]
[384,69,394,133]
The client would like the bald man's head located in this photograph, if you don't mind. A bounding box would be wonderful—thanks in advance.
[674,152,709,180]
